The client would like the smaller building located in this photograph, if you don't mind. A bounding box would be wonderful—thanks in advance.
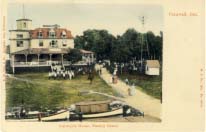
[145,60,160,75]
[79,49,95,65]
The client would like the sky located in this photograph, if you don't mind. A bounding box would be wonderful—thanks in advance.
[8,3,163,36]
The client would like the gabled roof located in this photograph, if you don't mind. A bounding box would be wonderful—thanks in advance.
[30,28,74,39]
[146,60,160,68]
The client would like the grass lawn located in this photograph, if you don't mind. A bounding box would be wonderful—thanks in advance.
[119,73,162,99]
[6,72,118,111]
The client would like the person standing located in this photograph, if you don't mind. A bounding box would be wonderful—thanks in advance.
[100,68,102,75]
[128,88,131,96]
[79,112,83,122]
[54,72,57,80]
[63,71,66,79]
[125,78,129,85]
[38,113,42,122]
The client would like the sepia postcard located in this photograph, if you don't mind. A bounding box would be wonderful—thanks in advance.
[0,0,205,132]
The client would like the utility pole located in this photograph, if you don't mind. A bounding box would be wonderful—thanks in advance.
[139,16,144,72]
[139,16,150,72]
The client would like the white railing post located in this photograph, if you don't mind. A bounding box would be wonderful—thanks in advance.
[25,54,28,65]
[12,55,15,74]
[37,54,40,67]
[61,54,64,64]
[49,54,52,65]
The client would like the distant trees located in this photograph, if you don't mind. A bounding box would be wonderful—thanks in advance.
[146,31,163,60]
[74,28,163,63]
[74,29,115,61]
[112,29,141,62]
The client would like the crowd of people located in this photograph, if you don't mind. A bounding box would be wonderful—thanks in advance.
[49,64,75,80]
[48,63,95,80]
[48,70,75,80]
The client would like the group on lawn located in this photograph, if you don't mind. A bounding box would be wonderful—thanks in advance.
[48,70,75,80]
[49,64,75,80]
[48,63,96,82]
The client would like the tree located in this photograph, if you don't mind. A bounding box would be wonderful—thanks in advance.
[74,29,116,61]
[65,49,82,63]
[154,35,163,60]
[111,35,132,63]
[93,30,115,60]
[74,35,85,49]
[120,28,141,61]
[146,31,156,59]
[146,31,163,60]
[74,28,163,62]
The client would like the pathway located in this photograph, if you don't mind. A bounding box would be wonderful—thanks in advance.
[95,64,161,119]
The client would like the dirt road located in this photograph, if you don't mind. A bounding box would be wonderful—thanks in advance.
[95,64,161,119]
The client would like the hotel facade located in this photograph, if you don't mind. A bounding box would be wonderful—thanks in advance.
[9,18,94,73]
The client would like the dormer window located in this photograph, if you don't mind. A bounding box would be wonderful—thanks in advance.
[49,29,56,38]
[61,31,67,38]
[38,31,43,38]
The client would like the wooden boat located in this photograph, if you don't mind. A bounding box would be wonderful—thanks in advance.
[83,108,123,118]
[69,108,122,120]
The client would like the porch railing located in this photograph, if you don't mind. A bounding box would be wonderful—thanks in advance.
[11,61,71,67]
[10,60,95,67]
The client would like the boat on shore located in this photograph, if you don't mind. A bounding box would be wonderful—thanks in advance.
[69,108,123,121]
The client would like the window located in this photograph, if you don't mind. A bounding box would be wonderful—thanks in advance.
[50,40,58,48]
[49,29,56,38]
[38,31,43,38]
[62,40,67,47]
[16,34,23,38]
[17,41,23,47]
[50,32,55,38]
[61,31,67,38]
[23,22,27,28]
[39,40,43,47]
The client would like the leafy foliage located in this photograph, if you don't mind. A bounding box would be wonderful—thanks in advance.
[74,29,116,61]
[74,28,163,63]
[65,49,82,63]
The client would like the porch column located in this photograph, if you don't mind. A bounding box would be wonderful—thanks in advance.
[61,54,64,64]
[25,54,28,65]
[49,54,52,65]
[88,56,90,65]
[37,54,40,67]
[91,53,94,63]
[12,55,15,74]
